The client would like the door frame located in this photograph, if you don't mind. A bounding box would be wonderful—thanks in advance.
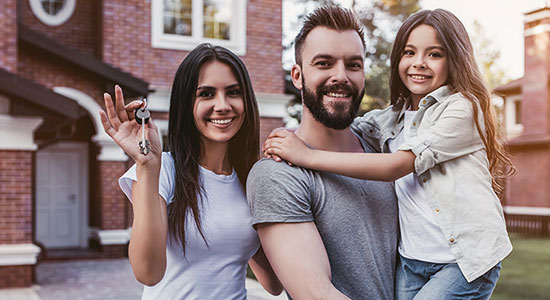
[35,141,89,248]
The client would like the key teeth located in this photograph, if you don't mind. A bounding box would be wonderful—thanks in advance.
[139,140,150,155]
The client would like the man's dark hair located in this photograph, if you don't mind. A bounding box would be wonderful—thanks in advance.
[294,5,366,66]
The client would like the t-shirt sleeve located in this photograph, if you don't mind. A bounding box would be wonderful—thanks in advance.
[118,152,175,204]
[246,159,315,226]
[397,96,485,175]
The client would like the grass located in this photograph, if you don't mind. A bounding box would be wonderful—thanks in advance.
[491,234,550,300]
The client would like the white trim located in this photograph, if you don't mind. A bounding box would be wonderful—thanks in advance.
[525,23,550,36]
[29,0,76,27]
[151,0,247,55]
[0,115,43,150]
[0,244,41,266]
[524,9,550,23]
[89,228,131,245]
[53,87,128,161]
[37,142,89,248]
[504,94,523,140]
[256,93,292,118]
[147,87,171,112]
[504,206,550,216]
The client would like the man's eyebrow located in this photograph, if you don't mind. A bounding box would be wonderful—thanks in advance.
[310,54,335,62]
[347,55,364,61]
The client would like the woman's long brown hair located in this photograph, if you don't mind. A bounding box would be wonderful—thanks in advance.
[167,44,260,254]
[389,9,515,196]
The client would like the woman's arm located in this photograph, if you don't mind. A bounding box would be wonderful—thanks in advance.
[248,247,284,295]
[100,85,167,285]
[264,130,415,181]
[127,170,168,286]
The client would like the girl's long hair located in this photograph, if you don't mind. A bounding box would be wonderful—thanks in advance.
[389,9,515,196]
[167,43,260,253]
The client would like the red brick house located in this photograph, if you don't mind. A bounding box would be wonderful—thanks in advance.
[0,0,289,288]
[495,6,550,234]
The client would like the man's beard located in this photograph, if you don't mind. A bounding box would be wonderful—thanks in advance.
[302,78,364,130]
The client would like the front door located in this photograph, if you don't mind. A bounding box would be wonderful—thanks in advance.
[36,143,86,248]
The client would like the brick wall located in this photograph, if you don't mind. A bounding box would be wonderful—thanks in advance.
[101,0,284,94]
[0,265,32,288]
[0,0,17,72]
[260,117,284,145]
[20,0,101,56]
[0,150,33,244]
[506,146,550,207]
[18,48,104,104]
[98,161,128,230]
[522,15,550,136]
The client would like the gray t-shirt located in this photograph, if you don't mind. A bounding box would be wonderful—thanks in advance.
[247,140,398,300]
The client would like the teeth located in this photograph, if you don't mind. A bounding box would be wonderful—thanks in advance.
[210,118,232,125]
[326,92,348,98]
[410,75,430,80]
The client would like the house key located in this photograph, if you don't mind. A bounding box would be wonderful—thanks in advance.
[135,99,151,155]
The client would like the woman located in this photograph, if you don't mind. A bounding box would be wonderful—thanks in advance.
[99,43,283,299]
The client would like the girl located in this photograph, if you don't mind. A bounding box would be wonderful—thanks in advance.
[100,44,282,299]
[264,9,513,300]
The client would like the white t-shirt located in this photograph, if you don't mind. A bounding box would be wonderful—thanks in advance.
[388,110,455,263]
[119,152,260,300]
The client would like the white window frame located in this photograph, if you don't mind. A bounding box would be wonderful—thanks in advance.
[504,94,523,139]
[29,0,76,27]
[152,0,247,55]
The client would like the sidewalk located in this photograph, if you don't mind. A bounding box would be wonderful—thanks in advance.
[0,259,287,300]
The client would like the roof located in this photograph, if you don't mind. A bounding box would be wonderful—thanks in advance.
[0,67,83,119]
[18,24,150,97]
[494,77,522,95]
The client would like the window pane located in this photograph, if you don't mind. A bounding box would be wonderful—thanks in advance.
[163,0,192,36]
[203,0,231,40]
[41,0,65,15]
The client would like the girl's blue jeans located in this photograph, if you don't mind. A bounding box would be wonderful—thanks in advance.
[395,254,502,300]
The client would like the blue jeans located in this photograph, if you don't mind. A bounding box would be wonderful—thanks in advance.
[395,255,501,300]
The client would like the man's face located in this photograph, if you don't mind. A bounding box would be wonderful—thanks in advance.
[293,27,365,130]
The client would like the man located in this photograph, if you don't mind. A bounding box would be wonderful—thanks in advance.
[246,6,398,300]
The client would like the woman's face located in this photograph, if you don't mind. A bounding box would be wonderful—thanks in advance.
[193,60,245,147]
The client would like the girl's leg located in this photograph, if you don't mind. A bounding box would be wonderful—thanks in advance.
[413,262,502,300]
[395,255,431,300]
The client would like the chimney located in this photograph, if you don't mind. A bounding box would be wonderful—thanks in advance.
[522,6,550,136]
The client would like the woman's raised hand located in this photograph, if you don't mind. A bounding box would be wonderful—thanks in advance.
[99,85,162,166]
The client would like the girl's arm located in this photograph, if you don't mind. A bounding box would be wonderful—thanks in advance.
[264,130,416,181]
[248,247,284,295]
[100,85,167,286]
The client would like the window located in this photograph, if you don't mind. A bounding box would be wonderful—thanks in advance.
[152,0,246,55]
[29,0,76,26]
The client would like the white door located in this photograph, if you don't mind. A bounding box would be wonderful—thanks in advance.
[36,147,82,248]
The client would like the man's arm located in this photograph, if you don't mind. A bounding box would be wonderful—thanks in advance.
[256,222,350,300]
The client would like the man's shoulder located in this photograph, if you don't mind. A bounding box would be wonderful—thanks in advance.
[250,158,310,180]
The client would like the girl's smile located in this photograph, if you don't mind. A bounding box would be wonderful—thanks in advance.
[398,24,448,108]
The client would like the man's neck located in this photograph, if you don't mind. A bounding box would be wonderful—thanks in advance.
[296,113,363,153]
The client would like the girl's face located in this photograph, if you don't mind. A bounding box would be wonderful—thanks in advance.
[193,60,245,147]
[398,24,448,106]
